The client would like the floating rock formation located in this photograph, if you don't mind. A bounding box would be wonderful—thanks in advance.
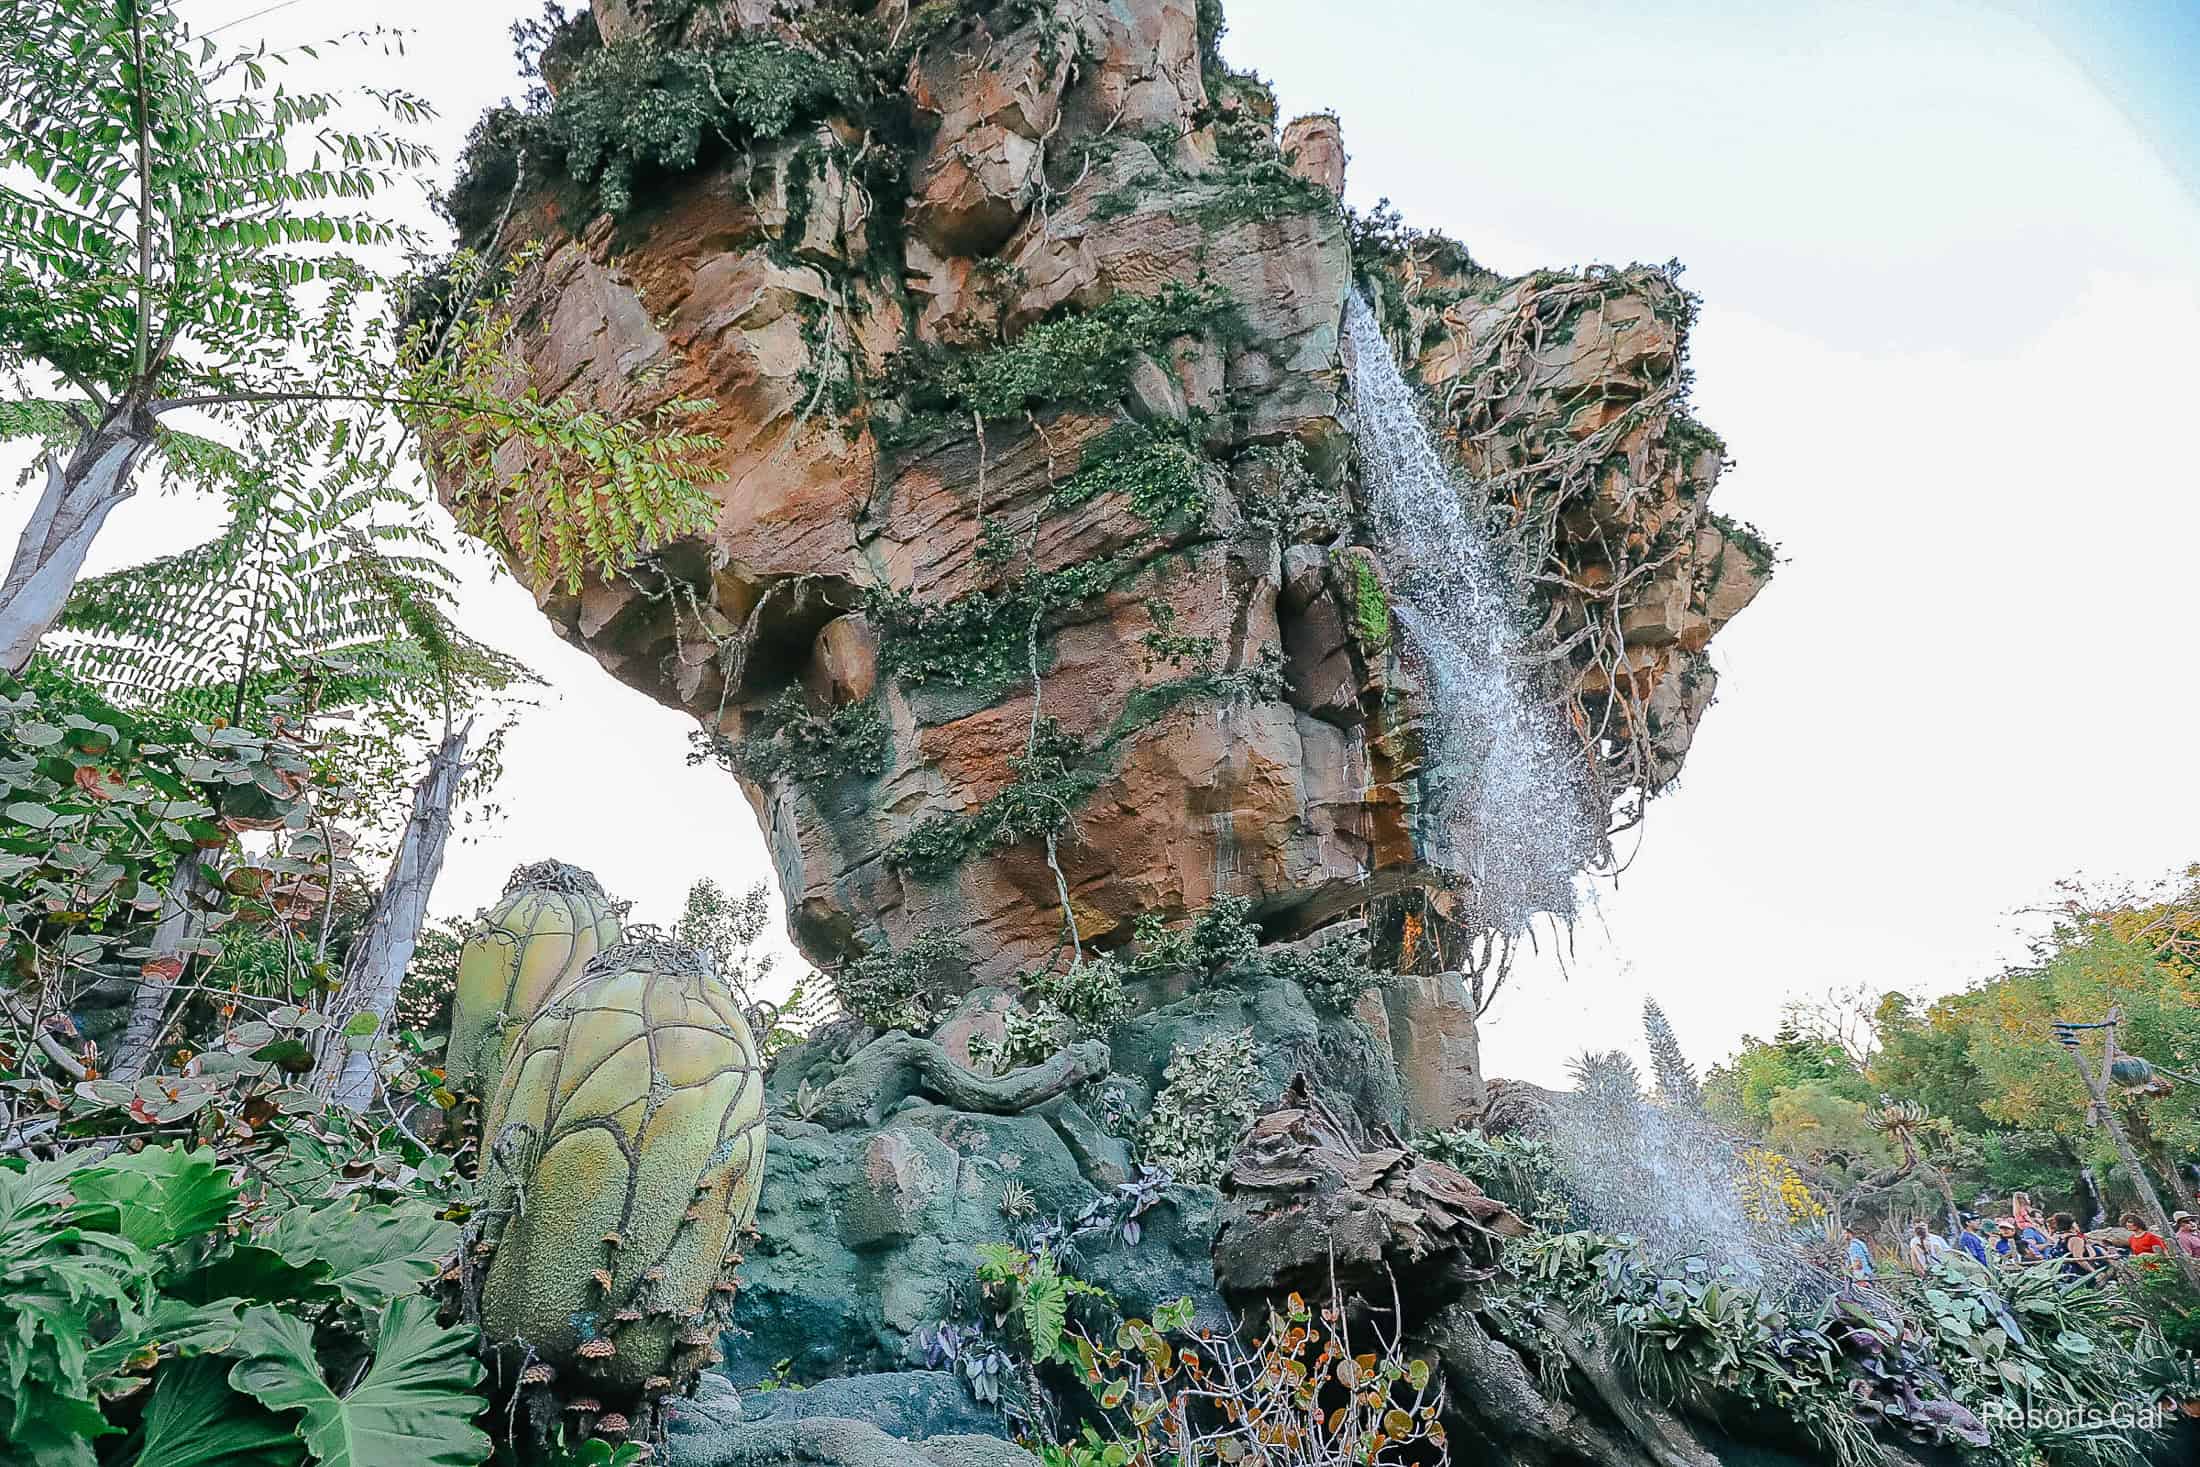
[433,0,1770,984]
[429,3,1789,1463]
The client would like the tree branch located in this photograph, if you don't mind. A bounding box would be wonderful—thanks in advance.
[806,1032,1108,1131]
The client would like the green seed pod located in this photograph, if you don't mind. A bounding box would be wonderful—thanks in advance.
[477,939,766,1394]
[447,861,622,1095]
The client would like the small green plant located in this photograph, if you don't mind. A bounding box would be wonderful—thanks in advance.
[1345,552,1391,648]
[1039,1427,1137,1467]
[973,956,1135,1073]
[1265,928,1386,1013]
[710,689,891,786]
[1137,600,1216,672]
[1142,1028,1264,1185]
[975,1243,1112,1367]
[832,928,965,1031]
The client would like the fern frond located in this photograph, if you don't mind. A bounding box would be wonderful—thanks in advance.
[44,401,532,717]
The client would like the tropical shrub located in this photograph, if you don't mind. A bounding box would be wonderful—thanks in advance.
[0,1142,482,1467]
[1481,1227,2190,1467]
[1063,1292,1448,1467]
[1142,1028,1263,1185]
[833,928,965,1031]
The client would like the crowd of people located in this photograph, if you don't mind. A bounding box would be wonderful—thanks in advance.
[1842,1190,2200,1283]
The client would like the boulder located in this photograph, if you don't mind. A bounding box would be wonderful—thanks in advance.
[726,1090,1220,1380]
[1281,113,1347,195]
[1382,971,1487,1129]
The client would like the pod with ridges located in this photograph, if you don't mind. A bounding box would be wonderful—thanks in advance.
[447,860,622,1095]
[475,938,766,1395]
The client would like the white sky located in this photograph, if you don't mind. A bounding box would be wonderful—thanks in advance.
[10,1,2199,1086]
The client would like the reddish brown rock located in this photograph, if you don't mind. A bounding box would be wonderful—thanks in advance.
[1280,112,1346,195]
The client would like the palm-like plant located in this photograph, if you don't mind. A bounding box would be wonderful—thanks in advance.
[50,403,521,725]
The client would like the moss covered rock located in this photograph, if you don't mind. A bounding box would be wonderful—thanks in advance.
[446,860,622,1095]
[477,938,766,1395]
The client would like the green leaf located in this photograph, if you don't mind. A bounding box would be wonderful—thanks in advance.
[265,1201,455,1312]
[167,1244,337,1309]
[5,800,60,828]
[69,1145,237,1251]
[133,1358,304,1467]
[0,1391,112,1467]
[228,1297,487,1467]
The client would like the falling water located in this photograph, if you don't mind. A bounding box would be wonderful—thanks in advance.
[1343,291,1594,933]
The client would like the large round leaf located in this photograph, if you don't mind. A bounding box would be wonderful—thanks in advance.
[265,1201,456,1312]
[133,1358,303,1467]
[228,1297,487,1467]
[69,1145,236,1251]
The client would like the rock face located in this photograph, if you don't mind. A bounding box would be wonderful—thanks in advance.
[435,0,1770,983]
[727,1034,1224,1383]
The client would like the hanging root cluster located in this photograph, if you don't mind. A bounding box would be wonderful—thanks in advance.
[1368,244,1774,855]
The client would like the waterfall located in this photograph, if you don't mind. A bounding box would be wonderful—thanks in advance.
[1343,291,1594,933]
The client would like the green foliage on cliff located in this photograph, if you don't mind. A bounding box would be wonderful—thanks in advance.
[1265,929,1385,1014]
[886,718,1101,878]
[706,688,891,787]
[550,38,858,215]
[870,558,1130,692]
[1143,1027,1263,1185]
[1344,552,1391,648]
[1051,422,1217,528]
[834,928,966,1031]
[889,283,1241,424]
[1709,510,1781,574]
[884,656,1284,880]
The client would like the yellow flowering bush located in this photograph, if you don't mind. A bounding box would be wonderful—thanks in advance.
[1735,1146,1823,1227]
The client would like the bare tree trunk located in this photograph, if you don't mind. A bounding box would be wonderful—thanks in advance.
[2066,1012,2200,1293]
[1,416,154,672]
[313,722,470,1111]
[110,855,209,1082]
[2126,1105,2198,1212]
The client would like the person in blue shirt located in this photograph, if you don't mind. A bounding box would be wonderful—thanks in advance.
[1845,1225,1875,1281]
[1956,1215,1992,1267]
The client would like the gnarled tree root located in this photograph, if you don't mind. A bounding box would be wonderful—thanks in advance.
[806,1032,1109,1130]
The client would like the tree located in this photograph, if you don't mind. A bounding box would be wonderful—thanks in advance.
[1868,991,1994,1133]
[0,1,719,668]
[1781,981,1882,1070]
[1641,996,1701,1109]
[3,1,723,1112]
[1703,1022,1867,1128]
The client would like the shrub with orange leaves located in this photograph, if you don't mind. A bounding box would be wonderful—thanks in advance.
[1064,1291,1448,1466]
